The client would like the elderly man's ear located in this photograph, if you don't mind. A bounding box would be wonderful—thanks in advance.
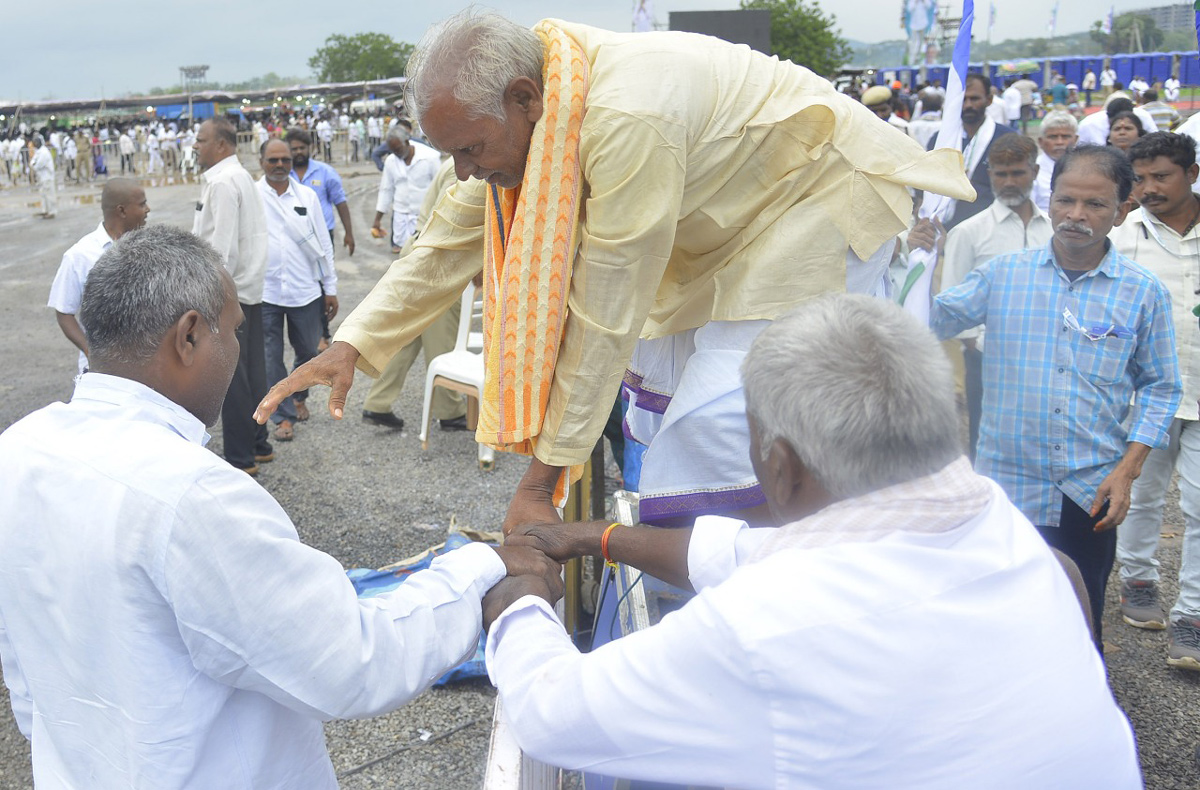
[761,438,804,510]
[762,438,832,520]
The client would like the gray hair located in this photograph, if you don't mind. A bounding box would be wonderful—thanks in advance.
[1041,110,1079,134]
[405,8,544,123]
[79,225,227,365]
[386,126,410,144]
[741,294,962,500]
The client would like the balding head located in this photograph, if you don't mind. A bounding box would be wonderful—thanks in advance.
[100,178,150,237]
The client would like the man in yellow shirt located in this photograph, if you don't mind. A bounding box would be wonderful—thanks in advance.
[257,10,973,529]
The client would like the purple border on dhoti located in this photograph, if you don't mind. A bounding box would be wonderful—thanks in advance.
[622,370,673,415]
[638,483,767,523]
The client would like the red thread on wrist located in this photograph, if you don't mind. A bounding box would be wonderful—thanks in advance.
[600,522,621,569]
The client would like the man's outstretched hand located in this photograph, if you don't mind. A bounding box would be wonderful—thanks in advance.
[254,340,360,423]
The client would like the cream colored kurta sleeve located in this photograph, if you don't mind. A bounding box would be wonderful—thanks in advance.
[333,178,485,377]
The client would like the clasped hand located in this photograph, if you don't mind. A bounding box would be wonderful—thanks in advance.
[484,544,565,630]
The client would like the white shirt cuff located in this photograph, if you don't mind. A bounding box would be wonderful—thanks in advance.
[485,595,562,683]
[687,515,750,591]
[434,541,507,592]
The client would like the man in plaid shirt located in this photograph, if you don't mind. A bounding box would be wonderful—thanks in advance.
[932,145,1182,638]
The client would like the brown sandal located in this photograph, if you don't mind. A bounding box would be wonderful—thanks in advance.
[274,420,295,441]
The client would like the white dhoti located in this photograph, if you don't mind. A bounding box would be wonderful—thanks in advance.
[624,319,769,524]
[392,212,418,249]
[38,177,57,217]
[623,243,898,524]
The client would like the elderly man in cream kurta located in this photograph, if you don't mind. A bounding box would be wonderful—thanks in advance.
[257,11,974,529]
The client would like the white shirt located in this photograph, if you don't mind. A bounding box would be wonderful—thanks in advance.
[1002,85,1021,121]
[487,497,1141,788]
[367,116,382,137]
[886,114,909,132]
[1077,106,1159,145]
[30,146,53,180]
[1129,78,1149,96]
[0,373,506,790]
[118,133,134,155]
[1031,148,1056,212]
[375,141,441,219]
[257,177,337,307]
[1100,69,1116,87]
[907,112,942,149]
[1165,77,1181,103]
[941,198,1054,346]
[47,222,116,372]
[1176,112,1200,160]
[193,154,269,304]
[1110,202,1200,420]
[985,96,1008,126]
[316,119,333,142]
[943,198,1054,291]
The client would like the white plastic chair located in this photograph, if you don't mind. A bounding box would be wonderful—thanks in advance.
[419,284,494,469]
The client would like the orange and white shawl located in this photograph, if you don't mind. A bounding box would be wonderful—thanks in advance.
[476,21,589,504]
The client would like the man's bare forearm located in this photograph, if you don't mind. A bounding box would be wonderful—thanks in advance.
[55,312,87,355]
[335,201,354,234]
[510,519,696,592]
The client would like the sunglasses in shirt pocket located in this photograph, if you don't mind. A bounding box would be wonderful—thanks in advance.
[1071,332,1135,386]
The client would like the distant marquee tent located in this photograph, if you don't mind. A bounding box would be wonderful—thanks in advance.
[0,77,407,124]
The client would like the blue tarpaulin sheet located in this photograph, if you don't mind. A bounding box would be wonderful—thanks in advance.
[346,532,489,685]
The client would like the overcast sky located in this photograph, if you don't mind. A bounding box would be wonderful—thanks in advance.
[1,0,1168,101]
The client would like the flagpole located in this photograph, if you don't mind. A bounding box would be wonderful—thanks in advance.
[985,3,994,70]
[898,0,974,323]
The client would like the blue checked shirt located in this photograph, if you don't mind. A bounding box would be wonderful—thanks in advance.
[932,242,1181,527]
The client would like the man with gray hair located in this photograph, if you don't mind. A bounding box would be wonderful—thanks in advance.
[30,134,56,219]
[907,88,943,148]
[0,224,561,788]
[1032,110,1079,212]
[493,294,1140,788]
[369,125,440,256]
[258,9,973,531]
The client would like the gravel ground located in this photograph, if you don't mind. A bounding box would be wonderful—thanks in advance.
[0,161,523,789]
[0,160,1198,788]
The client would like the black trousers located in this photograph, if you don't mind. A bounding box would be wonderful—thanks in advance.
[1037,495,1116,641]
[222,302,272,468]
